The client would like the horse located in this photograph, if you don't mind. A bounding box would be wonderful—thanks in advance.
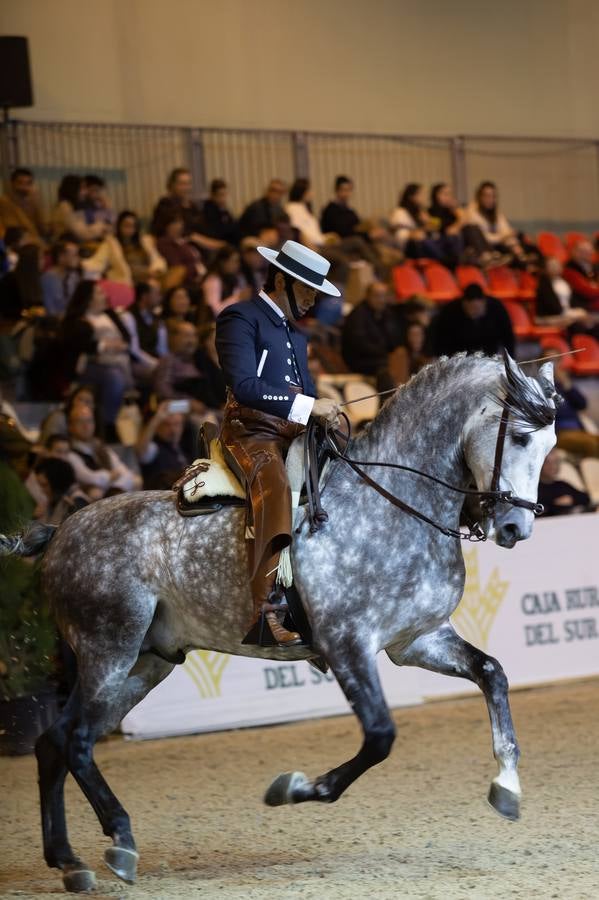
[1,351,558,893]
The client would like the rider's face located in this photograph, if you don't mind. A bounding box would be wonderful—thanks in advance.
[290,279,318,317]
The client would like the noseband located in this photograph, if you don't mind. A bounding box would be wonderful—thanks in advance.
[302,406,543,542]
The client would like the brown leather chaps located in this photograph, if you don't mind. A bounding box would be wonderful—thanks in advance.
[220,396,304,618]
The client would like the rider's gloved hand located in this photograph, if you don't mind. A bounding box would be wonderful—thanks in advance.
[311,397,340,427]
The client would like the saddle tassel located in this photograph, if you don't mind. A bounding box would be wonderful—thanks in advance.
[276,545,294,588]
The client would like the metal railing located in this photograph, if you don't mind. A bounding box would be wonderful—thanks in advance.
[3,118,599,235]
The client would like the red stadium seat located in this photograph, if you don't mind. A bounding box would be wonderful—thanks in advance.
[539,336,575,371]
[422,262,460,303]
[503,301,533,339]
[570,334,599,376]
[455,265,488,293]
[517,270,538,300]
[486,266,519,301]
[564,231,588,250]
[537,232,567,263]
[392,264,427,301]
[100,280,134,310]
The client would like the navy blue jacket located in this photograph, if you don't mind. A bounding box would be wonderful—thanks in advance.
[215,296,316,419]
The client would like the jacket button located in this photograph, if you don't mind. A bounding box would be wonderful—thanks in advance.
[284,395,289,400]
[268,395,273,399]
[262,394,267,399]
[287,358,292,365]
[286,341,291,348]
[285,375,290,382]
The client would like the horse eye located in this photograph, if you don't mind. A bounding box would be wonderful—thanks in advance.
[512,433,530,448]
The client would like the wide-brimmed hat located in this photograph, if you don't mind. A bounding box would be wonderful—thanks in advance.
[257,240,341,297]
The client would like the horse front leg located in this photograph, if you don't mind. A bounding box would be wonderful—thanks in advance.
[388,622,521,820]
[265,646,395,806]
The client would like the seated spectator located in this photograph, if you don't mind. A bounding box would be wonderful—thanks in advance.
[391,182,462,265]
[0,168,47,246]
[66,403,141,494]
[151,167,222,254]
[201,179,239,246]
[40,384,102,445]
[431,282,515,358]
[153,320,226,417]
[60,280,134,430]
[0,241,44,323]
[239,236,267,299]
[84,210,166,286]
[427,182,464,267]
[542,346,599,457]
[562,240,599,311]
[537,448,592,517]
[286,178,331,249]
[341,281,404,390]
[31,456,90,525]
[120,282,168,377]
[161,285,195,334]
[41,239,81,317]
[81,174,116,230]
[50,175,109,243]
[136,401,193,489]
[387,321,431,387]
[155,212,206,290]
[202,246,251,319]
[320,175,362,240]
[44,432,72,461]
[238,179,290,239]
[1,225,26,271]
[463,181,525,266]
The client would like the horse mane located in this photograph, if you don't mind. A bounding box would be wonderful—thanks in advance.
[363,352,557,443]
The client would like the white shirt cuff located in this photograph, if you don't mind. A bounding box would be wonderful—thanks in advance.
[288,393,315,425]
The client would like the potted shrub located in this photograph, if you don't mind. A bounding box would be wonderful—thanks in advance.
[0,555,59,755]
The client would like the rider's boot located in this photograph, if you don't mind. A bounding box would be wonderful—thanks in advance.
[243,556,303,648]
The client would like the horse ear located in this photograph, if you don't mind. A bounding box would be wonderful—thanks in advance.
[538,360,555,386]
[502,347,520,379]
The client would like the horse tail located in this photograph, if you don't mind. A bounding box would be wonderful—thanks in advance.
[0,522,57,558]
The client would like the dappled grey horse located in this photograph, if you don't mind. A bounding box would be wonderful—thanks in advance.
[1,352,558,893]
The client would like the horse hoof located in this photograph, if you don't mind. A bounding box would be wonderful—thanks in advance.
[62,867,97,893]
[488,782,520,821]
[264,771,311,806]
[104,846,139,883]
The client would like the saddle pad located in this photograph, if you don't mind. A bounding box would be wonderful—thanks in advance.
[181,440,245,503]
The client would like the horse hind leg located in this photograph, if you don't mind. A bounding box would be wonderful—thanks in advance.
[388,623,521,821]
[265,645,395,806]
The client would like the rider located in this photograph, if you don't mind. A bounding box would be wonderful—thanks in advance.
[215,240,341,648]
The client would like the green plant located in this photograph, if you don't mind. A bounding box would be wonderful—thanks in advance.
[0,558,57,701]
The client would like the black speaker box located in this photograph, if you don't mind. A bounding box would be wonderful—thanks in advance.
[0,37,33,108]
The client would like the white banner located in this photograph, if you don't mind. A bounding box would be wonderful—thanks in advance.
[122,514,599,740]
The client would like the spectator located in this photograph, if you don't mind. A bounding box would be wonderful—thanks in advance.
[40,385,103,445]
[1,225,26,271]
[537,448,592,517]
[463,181,525,266]
[202,246,251,319]
[155,212,206,290]
[136,401,193,489]
[201,179,239,246]
[66,403,141,494]
[60,280,133,429]
[0,242,44,323]
[120,281,168,374]
[427,182,464,267]
[388,321,432,387]
[239,236,267,299]
[431,282,515,357]
[49,175,108,243]
[153,320,226,416]
[81,174,116,230]
[44,432,72,461]
[151,167,222,254]
[84,210,167,286]
[286,178,330,249]
[541,346,599,457]
[0,168,46,246]
[562,240,599,311]
[31,456,89,525]
[390,182,448,262]
[161,285,195,333]
[341,281,404,390]
[41,239,81,317]
[238,179,290,238]
[320,175,361,239]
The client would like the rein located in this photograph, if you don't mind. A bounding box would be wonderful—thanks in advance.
[302,407,543,542]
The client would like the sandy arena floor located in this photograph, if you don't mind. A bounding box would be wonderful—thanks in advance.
[1,678,598,900]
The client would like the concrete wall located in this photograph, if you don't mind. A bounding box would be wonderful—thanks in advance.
[2,0,599,137]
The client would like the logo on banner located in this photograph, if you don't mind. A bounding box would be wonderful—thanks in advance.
[452,548,509,649]
[184,651,230,698]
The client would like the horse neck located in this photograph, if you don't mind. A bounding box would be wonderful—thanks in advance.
[353,361,495,496]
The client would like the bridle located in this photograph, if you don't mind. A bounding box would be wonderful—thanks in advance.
[302,405,544,542]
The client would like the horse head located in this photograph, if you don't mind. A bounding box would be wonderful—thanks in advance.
[464,350,558,548]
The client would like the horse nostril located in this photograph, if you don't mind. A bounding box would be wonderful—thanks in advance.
[501,523,520,543]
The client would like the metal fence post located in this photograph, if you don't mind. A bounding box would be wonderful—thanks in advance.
[1,111,18,188]
[292,131,310,180]
[450,136,468,205]
[188,127,207,196]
